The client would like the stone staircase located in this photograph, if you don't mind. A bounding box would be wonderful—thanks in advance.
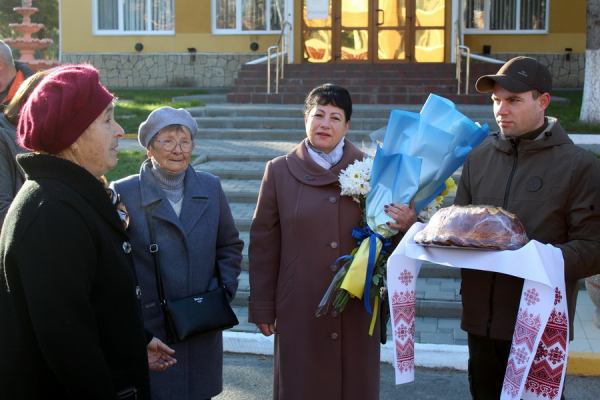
[187,101,499,325]
[226,63,501,105]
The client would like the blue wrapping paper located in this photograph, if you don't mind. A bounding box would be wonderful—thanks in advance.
[366,94,489,231]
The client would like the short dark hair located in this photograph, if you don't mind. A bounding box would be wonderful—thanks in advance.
[303,83,353,122]
[531,90,542,100]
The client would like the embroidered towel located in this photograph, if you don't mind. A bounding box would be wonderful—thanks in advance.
[388,222,568,400]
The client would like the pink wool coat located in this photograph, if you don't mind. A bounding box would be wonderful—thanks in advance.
[248,139,381,400]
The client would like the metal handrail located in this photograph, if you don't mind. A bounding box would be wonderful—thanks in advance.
[267,21,292,94]
[454,20,503,95]
[455,19,470,95]
[456,43,471,95]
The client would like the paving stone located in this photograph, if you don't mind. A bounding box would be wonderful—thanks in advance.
[420,332,455,344]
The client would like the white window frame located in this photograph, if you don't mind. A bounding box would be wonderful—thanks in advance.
[211,0,285,35]
[92,0,175,36]
[463,0,549,35]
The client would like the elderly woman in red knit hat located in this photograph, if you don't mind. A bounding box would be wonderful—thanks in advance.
[0,64,176,400]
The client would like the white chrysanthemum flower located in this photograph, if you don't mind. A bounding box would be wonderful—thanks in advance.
[339,158,373,200]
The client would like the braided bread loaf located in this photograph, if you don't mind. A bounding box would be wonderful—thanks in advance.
[414,205,528,250]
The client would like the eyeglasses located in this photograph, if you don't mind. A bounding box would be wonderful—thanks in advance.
[154,139,194,153]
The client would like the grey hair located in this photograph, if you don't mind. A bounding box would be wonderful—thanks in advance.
[0,40,15,67]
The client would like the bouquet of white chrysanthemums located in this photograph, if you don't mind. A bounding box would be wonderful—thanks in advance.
[338,157,373,203]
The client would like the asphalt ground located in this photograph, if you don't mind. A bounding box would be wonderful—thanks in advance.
[215,353,600,400]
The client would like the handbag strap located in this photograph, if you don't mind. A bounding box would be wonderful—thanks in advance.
[144,207,175,344]
[144,207,167,305]
[143,205,227,292]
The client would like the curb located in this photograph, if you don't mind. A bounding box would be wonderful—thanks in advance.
[223,332,600,376]
[222,331,469,370]
[567,352,600,376]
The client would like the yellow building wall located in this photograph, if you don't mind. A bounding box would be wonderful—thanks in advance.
[61,0,586,58]
[464,0,586,54]
[61,0,278,54]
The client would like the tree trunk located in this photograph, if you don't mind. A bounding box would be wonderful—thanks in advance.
[580,0,600,123]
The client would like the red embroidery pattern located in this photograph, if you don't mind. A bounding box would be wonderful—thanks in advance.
[504,358,527,399]
[524,304,568,399]
[395,338,415,373]
[554,287,562,306]
[392,290,416,374]
[512,309,542,352]
[398,269,414,286]
[395,321,415,341]
[524,288,541,306]
[504,308,543,398]
[391,290,416,327]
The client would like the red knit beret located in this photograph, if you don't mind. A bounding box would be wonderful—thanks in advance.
[17,64,114,153]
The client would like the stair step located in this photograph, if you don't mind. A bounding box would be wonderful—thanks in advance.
[228,62,501,104]
[196,116,390,130]
[197,128,380,142]
[195,161,267,180]
[190,104,440,118]
[228,202,256,232]
[221,179,260,203]
[226,92,493,105]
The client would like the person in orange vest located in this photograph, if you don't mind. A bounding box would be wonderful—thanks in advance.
[0,40,34,110]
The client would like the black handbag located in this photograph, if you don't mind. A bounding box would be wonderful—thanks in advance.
[145,208,239,344]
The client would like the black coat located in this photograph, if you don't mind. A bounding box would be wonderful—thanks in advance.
[0,153,151,399]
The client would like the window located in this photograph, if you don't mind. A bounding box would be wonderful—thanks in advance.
[213,0,284,33]
[463,0,547,33]
[94,0,175,35]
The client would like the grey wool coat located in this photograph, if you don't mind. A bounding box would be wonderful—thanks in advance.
[248,139,381,400]
[112,159,243,400]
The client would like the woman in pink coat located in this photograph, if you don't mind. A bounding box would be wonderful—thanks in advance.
[248,84,416,400]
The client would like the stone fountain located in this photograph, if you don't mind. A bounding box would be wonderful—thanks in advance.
[3,0,59,72]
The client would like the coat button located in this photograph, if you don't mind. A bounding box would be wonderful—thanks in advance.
[330,242,338,249]
[331,333,339,340]
[331,264,338,272]
[329,196,337,203]
[331,310,339,318]
[123,242,132,253]
[135,286,142,299]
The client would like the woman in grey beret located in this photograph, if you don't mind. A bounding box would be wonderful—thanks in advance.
[111,107,243,400]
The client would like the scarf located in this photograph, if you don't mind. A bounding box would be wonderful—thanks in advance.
[101,176,129,229]
[305,138,345,170]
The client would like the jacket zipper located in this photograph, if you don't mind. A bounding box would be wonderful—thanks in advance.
[486,139,519,338]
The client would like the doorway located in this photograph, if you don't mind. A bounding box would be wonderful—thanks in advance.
[302,0,446,63]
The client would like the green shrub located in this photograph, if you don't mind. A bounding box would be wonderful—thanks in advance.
[112,89,206,135]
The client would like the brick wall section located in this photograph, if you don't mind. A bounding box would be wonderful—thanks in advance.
[61,53,265,88]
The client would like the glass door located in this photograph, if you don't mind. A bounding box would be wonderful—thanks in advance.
[413,0,445,62]
[338,0,371,61]
[302,0,445,63]
[374,0,409,61]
